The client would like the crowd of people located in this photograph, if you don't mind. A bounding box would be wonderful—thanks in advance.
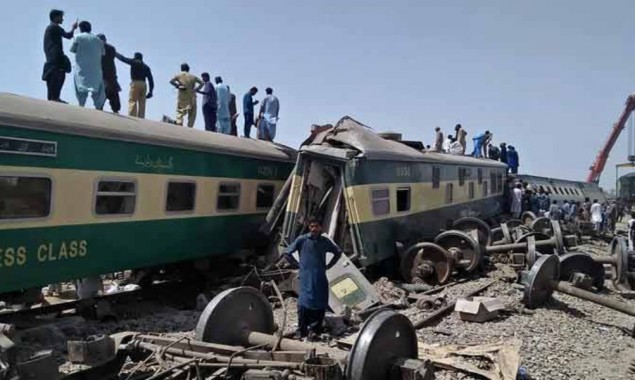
[508,180,627,235]
[42,9,280,141]
[432,124,520,174]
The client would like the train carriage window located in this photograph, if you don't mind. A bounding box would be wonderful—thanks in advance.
[217,183,241,210]
[458,168,466,186]
[166,181,196,212]
[445,183,454,204]
[396,187,411,212]
[559,187,564,194]
[371,188,390,215]
[95,180,136,215]
[256,184,275,208]
[0,176,51,219]
[468,182,475,199]
[497,173,503,193]
[477,168,483,184]
[432,167,440,189]
[482,181,489,197]
[490,173,496,194]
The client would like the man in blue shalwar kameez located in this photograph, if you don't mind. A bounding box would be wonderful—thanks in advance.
[70,21,105,109]
[283,217,342,340]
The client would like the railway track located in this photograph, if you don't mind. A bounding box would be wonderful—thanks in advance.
[0,278,205,328]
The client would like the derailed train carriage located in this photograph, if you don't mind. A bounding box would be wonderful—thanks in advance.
[268,116,508,275]
[0,93,296,303]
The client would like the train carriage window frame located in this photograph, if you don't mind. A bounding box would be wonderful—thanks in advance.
[256,183,276,209]
[94,178,137,216]
[445,183,454,204]
[496,173,504,193]
[477,168,483,184]
[490,173,496,194]
[0,175,53,221]
[432,167,441,189]
[165,180,196,213]
[458,168,466,186]
[396,187,411,212]
[217,182,241,211]
[371,187,390,216]
[468,182,475,199]
[482,181,489,197]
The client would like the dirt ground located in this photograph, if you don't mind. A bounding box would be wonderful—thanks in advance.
[9,228,635,379]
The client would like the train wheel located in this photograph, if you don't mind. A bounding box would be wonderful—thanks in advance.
[452,217,492,246]
[435,230,482,273]
[399,242,453,284]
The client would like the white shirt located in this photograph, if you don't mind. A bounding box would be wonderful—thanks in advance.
[590,203,602,223]
[442,138,452,152]
[511,188,523,213]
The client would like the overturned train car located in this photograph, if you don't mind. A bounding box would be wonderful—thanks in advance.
[268,117,508,269]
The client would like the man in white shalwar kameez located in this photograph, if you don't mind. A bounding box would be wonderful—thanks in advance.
[590,199,602,233]
[70,21,105,109]
[511,183,523,219]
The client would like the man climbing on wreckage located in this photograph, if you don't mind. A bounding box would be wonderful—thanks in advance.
[282,217,343,341]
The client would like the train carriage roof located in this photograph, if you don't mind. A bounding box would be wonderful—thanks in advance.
[303,116,507,167]
[0,93,296,162]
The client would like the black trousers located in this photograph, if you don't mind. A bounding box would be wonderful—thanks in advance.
[104,81,121,113]
[203,104,217,132]
[297,305,325,337]
[244,113,254,138]
[46,70,66,101]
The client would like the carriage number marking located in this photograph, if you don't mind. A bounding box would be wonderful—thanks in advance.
[258,166,278,177]
[396,166,411,177]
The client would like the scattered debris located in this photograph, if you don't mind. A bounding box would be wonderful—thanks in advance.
[455,297,506,323]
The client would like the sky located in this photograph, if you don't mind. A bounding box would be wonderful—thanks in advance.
[3,0,635,190]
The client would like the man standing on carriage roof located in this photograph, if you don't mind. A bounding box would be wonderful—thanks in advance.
[116,51,154,119]
[70,21,106,110]
[97,34,121,114]
[43,9,78,103]
[170,63,203,127]
[283,217,342,340]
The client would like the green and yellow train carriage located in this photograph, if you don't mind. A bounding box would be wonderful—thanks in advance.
[0,93,295,300]
[276,116,507,272]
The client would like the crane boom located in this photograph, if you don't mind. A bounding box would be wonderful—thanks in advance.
[586,94,635,183]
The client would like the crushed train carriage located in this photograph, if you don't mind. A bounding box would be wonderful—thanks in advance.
[0,93,296,302]
[266,116,509,272]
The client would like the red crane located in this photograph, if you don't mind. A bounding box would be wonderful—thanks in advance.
[586,94,635,183]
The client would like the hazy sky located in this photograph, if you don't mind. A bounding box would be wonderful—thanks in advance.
[4,1,635,189]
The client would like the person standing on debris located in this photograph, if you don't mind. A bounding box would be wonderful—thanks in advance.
[471,131,491,158]
[70,21,105,109]
[443,134,453,152]
[170,63,203,127]
[43,9,77,103]
[97,34,121,113]
[488,143,500,160]
[549,200,562,221]
[562,200,571,221]
[228,88,238,136]
[198,73,217,132]
[590,199,602,233]
[215,76,231,134]
[433,127,444,152]
[606,201,617,234]
[628,212,635,250]
[455,124,467,154]
[511,183,523,218]
[499,142,508,172]
[568,200,577,221]
[116,51,154,118]
[283,217,343,340]
[243,87,259,138]
[258,87,280,141]
[507,146,519,174]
